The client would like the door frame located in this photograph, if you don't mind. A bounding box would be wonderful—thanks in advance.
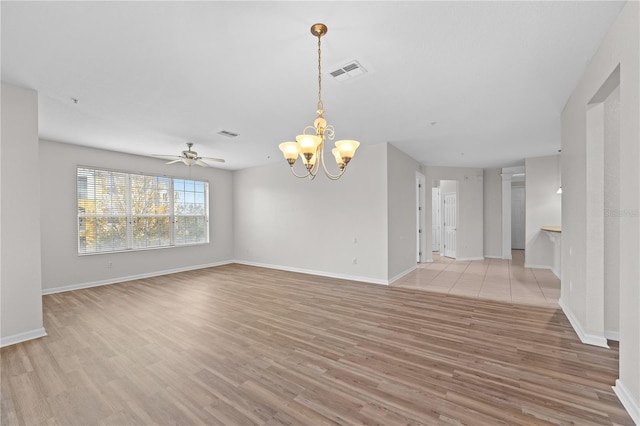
[431,187,441,252]
[416,172,426,263]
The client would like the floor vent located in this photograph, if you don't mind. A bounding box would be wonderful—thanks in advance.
[329,60,367,82]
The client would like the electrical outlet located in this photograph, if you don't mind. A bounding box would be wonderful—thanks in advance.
[352,258,358,264]
[107,261,113,268]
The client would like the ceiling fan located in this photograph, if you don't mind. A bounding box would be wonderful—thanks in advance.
[152,142,225,167]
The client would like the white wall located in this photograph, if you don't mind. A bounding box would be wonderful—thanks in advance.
[39,140,234,293]
[233,143,389,284]
[387,144,421,280]
[483,168,502,258]
[425,166,484,261]
[561,2,639,422]
[440,180,456,196]
[604,86,620,339]
[524,155,561,269]
[1,83,46,346]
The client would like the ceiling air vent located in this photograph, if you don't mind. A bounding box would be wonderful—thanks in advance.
[217,130,239,138]
[329,60,367,82]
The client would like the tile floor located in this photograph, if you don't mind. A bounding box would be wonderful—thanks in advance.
[392,250,560,308]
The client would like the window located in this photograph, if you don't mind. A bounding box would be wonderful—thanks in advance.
[77,167,209,254]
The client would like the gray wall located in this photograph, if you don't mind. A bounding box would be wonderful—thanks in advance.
[233,143,390,283]
[1,83,45,346]
[39,140,234,292]
[561,1,639,420]
[387,144,421,279]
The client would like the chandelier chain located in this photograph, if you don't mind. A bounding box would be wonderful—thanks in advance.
[317,35,323,112]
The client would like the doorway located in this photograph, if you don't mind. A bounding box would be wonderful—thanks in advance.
[443,191,457,258]
[433,179,457,259]
[431,179,457,259]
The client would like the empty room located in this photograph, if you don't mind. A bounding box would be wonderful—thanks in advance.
[1,2,639,425]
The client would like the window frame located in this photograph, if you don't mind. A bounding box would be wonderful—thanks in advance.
[77,166,210,256]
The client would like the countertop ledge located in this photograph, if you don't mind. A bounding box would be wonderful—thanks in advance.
[541,226,561,233]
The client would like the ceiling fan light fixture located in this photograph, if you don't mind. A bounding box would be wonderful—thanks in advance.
[152,142,225,167]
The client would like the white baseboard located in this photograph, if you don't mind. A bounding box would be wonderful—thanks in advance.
[388,265,417,284]
[524,263,553,270]
[524,263,560,278]
[502,255,512,260]
[42,261,234,295]
[233,260,389,285]
[613,379,640,425]
[484,255,503,259]
[456,257,485,261]
[1,327,47,348]
[604,330,620,341]
[558,298,609,348]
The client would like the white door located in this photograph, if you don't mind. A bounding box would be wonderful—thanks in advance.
[443,192,457,258]
[511,186,525,250]
[432,188,441,252]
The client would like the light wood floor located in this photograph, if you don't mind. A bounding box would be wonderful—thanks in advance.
[1,264,632,425]
[394,250,560,308]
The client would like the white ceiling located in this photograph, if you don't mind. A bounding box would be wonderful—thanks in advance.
[1,1,625,170]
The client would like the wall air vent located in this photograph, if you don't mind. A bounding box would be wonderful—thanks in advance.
[329,60,367,82]
[217,130,239,138]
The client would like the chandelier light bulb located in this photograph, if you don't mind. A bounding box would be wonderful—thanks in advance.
[279,142,300,165]
[296,134,322,156]
[335,140,360,162]
[331,148,344,167]
[302,152,317,169]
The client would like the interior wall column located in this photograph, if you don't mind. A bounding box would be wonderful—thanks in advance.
[501,171,513,259]
[585,102,607,345]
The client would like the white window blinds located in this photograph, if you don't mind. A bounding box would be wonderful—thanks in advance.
[77,167,209,255]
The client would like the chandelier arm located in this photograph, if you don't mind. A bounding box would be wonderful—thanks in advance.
[303,125,317,136]
[324,125,335,140]
[319,147,346,180]
[309,147,322,176]
[288,165,313,179]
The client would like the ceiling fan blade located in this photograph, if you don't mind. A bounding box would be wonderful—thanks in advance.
[165,159,183,164]
[153,154,182,160]
[200,156,226,163]
[195,159,210,167]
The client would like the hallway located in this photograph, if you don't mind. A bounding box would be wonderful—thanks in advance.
[393,250,560,308]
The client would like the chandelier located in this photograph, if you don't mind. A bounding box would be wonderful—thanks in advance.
[278,23,360,180]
